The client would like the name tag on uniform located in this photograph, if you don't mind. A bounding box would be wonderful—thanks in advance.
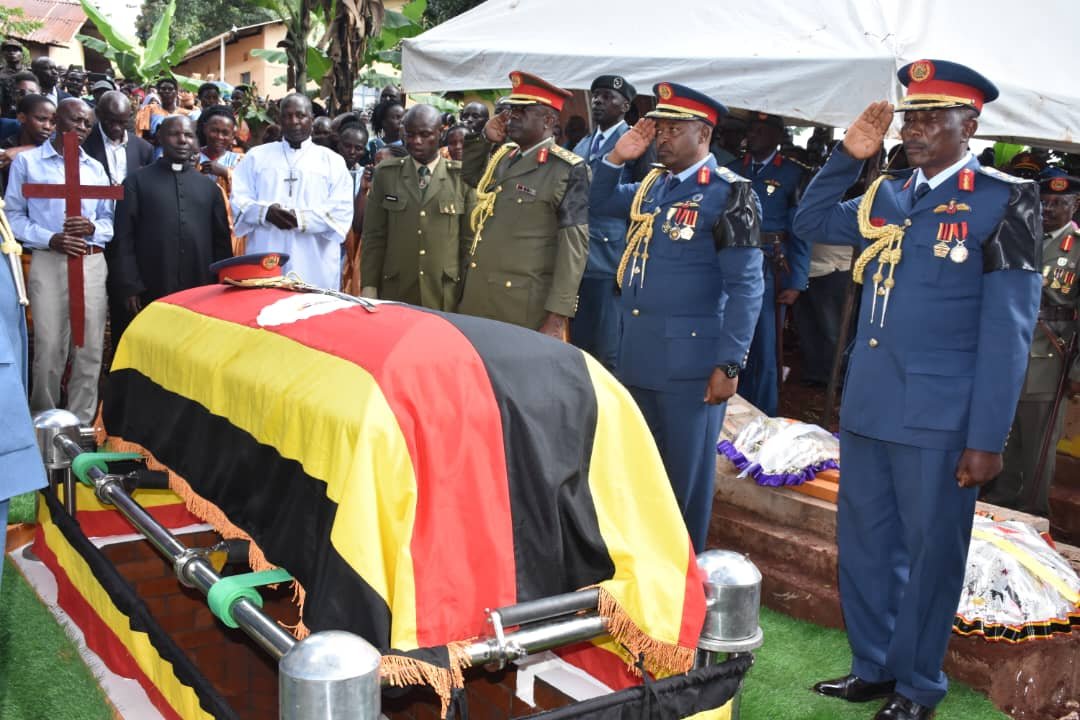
[516,184,537,197]
[384,194,399,202]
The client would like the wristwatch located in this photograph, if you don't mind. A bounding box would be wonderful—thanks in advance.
[720,363,741,379]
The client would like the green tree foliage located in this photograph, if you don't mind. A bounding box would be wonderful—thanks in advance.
[136,0,274,47]
[422,0,482,25]
[0,7,44,39]
[78,0,192,84]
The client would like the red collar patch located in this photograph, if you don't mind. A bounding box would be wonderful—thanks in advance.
[958,168,975,192]
[697,166,711,185]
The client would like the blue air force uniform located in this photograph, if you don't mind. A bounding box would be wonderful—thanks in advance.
[792,60,1041,710]
[590,83,764,551]
[1,253,48,584]
[725,137,809,416]
[571,75,655,368]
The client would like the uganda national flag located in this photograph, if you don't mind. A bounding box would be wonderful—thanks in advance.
[103,286,706,704]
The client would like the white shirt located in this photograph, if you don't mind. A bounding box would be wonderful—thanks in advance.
[913,151,975,190]
[587,120,627,159]
[100,124,128,183]
[4,141,113,250]
[231,138,353,289]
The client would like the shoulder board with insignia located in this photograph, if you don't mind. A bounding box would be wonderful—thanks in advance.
[714,166,747,184]
[977,165,1032,184]
[549,144,584,165]
[780,154,812,171]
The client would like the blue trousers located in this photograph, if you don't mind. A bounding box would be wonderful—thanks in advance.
[628,386,725,552]
[838,430,977,708]
[741,267,781,416]
[570,276,619,370]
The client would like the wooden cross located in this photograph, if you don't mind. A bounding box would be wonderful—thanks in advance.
[22,131,124,346]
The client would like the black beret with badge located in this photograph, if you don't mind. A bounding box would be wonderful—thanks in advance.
[590,75,637,103]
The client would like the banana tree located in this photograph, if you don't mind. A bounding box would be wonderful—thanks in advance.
[76,0,191,84]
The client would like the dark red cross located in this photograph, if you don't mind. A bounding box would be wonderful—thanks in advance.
[22,131,124,346]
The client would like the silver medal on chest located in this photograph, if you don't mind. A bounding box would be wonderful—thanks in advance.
[949,244,969,264]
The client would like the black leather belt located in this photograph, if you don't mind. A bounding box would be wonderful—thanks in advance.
[1039,305,1078,322]
[761,231,788,245]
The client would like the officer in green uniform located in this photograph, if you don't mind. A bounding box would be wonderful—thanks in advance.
[361,104,474,311]
[459,71,590,338]
[988,174,1080,513]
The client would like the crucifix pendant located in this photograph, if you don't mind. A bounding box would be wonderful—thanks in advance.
[284,172,298,197]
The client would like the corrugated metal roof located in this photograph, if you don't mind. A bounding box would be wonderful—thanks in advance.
[6,0,88,48]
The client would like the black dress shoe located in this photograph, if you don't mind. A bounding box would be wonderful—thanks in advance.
[874,693,934,719]
[813,674,896,702]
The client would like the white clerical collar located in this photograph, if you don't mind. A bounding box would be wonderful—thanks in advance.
[170,162,184,172]
[913,151,974,190]
[100,124,127,148]
[282,138,313,153]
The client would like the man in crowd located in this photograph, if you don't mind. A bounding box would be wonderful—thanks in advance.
[794,60,1040,720]
[136,77,188,141]
[84,90,155,186]
[191,81,221,121]
[110,115,230,324]
[4,71,39,118]
[231,93,353,289]
[312,116,334,148]
[85,90,155,338]
[591,82,763,551]
[5,98,113,424]
[0,38,27,113]
[726,112,810,416]
[459,71,589,338]
[63,66,86,99]
[0,94,55,194]
[460,101,489,136]
[987,175,1080,514]
[361,104,472,311]
[30,57,69,107]
[89,78,115,106]
[570,74,652,368]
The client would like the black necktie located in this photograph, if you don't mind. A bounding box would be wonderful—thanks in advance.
[913,182,930,203]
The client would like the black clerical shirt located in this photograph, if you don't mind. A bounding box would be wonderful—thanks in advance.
[109,158,231,302]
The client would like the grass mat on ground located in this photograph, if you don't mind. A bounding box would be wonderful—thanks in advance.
[745,607,1006,719]
[0,556,113,720]
[8,492,37,525]
[0,550,1010,720]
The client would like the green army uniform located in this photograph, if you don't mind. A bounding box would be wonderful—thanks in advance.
[995,220,1080,513]
[458,135,590,330]
[361,156,474,311]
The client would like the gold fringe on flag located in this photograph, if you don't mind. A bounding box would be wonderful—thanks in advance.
[379,639,473,718]
[595,585,696,678]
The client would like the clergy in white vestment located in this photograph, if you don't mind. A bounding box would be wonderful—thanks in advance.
[231,93,353,289]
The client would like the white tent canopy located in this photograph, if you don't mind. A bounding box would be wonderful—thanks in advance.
[402,0,1080,151]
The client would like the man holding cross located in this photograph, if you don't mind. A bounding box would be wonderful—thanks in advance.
[231,93,353,289]
[5,97,115,424]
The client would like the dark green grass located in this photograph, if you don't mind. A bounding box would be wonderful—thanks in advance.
[744,607,1007,719]
[0,556,113,720]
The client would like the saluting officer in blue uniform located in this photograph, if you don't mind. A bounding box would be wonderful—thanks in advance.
[793,61,1041,720]
[725,113,810,416]
[591,83,764,551]
[570,75,655,369]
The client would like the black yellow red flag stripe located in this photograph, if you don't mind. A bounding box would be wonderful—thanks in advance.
[104,286,705,689]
